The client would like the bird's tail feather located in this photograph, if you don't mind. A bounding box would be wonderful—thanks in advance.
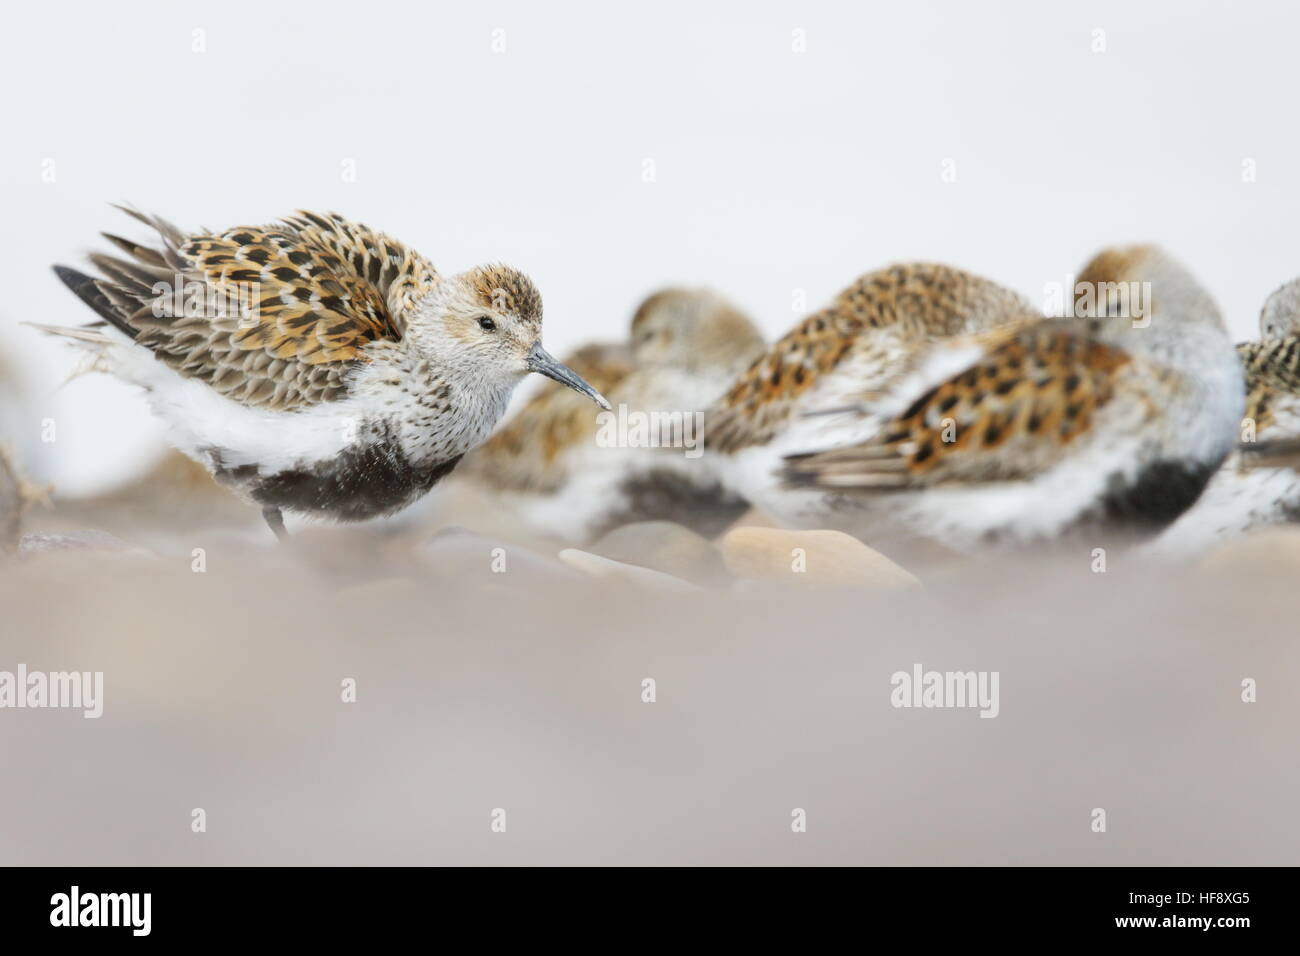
[24,321,113,346]
[23,321,119,386]
[49,265,140,340]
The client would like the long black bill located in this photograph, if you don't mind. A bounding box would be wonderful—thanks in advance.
[526,342,611,410]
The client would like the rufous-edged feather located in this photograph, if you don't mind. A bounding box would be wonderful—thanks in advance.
[783,322,1138,490]
[706,263,1033,454]
[47,207,445,411]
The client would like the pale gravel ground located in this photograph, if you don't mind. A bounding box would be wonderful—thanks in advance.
[1,471,1297,866]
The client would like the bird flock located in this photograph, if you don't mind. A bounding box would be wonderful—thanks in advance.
[39,207,1294,560]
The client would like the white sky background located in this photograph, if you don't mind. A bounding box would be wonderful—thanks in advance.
[2,0,1298,494]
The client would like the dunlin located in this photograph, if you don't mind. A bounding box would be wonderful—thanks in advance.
[782,246,1244,550]
[38,207,608,539]
[704,263,1034,531]
[1153,276,1300,554]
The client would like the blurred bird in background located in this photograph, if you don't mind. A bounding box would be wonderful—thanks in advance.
[782,246,1243,552]
[1152,276,1300,555]
[465,287,766,541]
[703,263,1034,540]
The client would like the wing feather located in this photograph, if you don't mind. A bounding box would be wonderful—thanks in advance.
[54,207,441,410]
[783,323,1137,490]
[706,263,1031,453]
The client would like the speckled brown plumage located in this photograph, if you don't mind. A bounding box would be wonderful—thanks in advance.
[778,245,1244,550]
[784,322,1135,489]
[1238,337,1300,432]
[706,263,1032,453]
[465,264,543,327]
[1152,276,1300,552]
[42,205,611,537]
[67,206,442,410]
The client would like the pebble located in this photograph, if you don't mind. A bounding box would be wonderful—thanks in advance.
[590,520,730,587]
[1196,527,1300,577]
[718,526,919,590]
[557,548,701,592]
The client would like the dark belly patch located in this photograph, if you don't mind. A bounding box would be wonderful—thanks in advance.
[599,468,749,539]
[1101,459,1219,531]
[209,441,463,522]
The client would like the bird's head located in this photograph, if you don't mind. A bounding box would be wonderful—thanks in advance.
[1073,244,1223,331]
[1260,278,1300,339]
[629,287,766,374]
[411,264,609,408]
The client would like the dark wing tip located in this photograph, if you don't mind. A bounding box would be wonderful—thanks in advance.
[52,263,93,289]
[51,264,139,339]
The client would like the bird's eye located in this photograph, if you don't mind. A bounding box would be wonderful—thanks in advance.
[477,316,497,333]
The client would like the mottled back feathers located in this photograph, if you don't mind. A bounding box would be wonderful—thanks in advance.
[784,323,1137,489]
[58,207,441,410]
[706,263,1033,453]
[1239,337,1300,431]
[1241,277,1300,435]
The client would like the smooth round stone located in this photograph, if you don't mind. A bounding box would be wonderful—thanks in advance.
[719,526,919,590]
[1196,527,1300,577]
[721,507,783,533]
[557,548,701,593]
[590,520,730,587]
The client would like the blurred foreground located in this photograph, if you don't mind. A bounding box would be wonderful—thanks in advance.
[0,454,1297,866]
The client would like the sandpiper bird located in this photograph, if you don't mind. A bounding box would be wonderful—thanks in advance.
[464,287,766,540]
[1150,276,1300,554]
[703,263,1034,531]
[38,206,609,539]
[781,246,1244,551]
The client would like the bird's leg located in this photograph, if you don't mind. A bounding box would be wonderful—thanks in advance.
[262,506,289,542]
